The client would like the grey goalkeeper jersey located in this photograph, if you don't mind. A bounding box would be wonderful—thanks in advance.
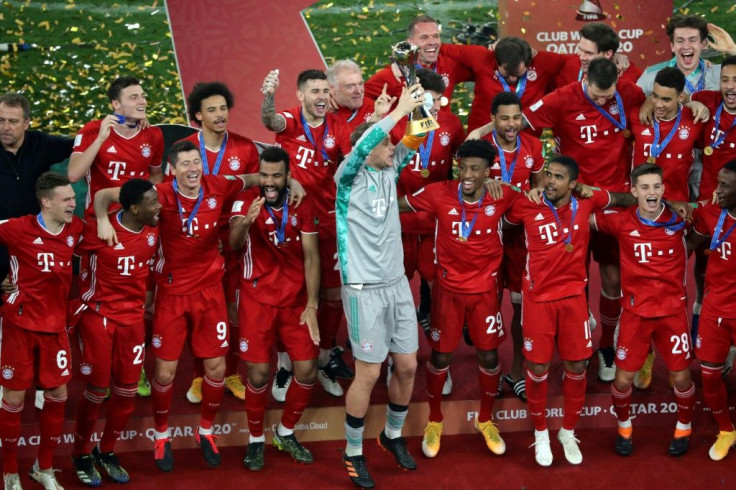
[637,57,721,95]
[334,117,416,285]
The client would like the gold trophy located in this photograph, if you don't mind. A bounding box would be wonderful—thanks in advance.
[390,41,440,135]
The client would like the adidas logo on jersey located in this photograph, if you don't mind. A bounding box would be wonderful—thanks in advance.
[586,340,592,348]
[575,114,586,121]
[448,208,459,215]
[114,242,125,250]
[368,184,377,193]
[629,230,640,237]
[296,135,307,142]
[33,237,44,245]
[107,145,118,153]
[641,128,651,136]
[61,369,69,376]
[534,213,545,221]
[220,340,229,348]
[265,217,274,225]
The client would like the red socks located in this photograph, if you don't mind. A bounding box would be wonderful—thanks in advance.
[599,293,621,349]
[99,384,137,453]
[73,388,107,457]
[152,378,174,433]
[525,369,549,431]
[478,365,501,423]
[674,382,696,426]
[611,384,632,422]
[245,381,268,437]
[281,378,314,430]
[562,371,587,430]
[702,365,735,432]
[200,375,225,430]
[0,400,23,474]
[426,362,448,423]
[38,394,67,470]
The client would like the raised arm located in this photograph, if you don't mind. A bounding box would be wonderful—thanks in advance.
[93,186,122,245]
[67,115,120,182]
[261,69,287,132]
[229,197,264,250]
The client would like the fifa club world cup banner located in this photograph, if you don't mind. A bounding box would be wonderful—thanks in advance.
[498,0,675,66]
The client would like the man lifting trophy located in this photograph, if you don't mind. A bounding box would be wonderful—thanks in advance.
[391,41,441,135]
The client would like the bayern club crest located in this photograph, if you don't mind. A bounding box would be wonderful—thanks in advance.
[525,156,534,168]
[66,235,74,247]
[527,68,538,81]
[665,227,676,236]
[696,335,702,349]
[228,157,241,171]
[678,127,690,140]
[290,215,298,227]
[140,143,152,158]
[609,104,619,116]
[616,348,627,360]
[430,329,440,342]
[439,132,451,146]
[523,338,533,351]
[80,363,92,375]
[239,339,248,352]
[485,205,496,216]
[146,233,156,247]
[324,135,336,149]
[441,73,450,88]
[151,335,162,349]
[361,339,373,353]
[2,366,13,380]
[207,197,217,209]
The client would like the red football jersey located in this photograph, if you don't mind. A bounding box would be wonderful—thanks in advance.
[593,206,687,317]
[692,203,736,318]
[482,131,545,190]
[364,55,473,109]
[78,213,159,325]
[275,106,350,219]
[552,55,643,90]
[524,80,645,192]
[630,106,704,202]
[406,181,519,293]
[441,45,566,131]
[505,190,611,301]
[72,121,164,212]
[153,175,244,295]
[392,111,465,236]
[0,215,84,333]
[231,189,319,307]
[333,100,376,135]
[692,91,736,200]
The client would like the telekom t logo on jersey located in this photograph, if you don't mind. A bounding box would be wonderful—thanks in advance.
[716,242,732,260]
[538,223,559,244]
[108,161,127,180]
[371,198,387,217]
[633,242,653,263]
[37,253,55,272]
[580,125,598,144]
[117,256,136,276]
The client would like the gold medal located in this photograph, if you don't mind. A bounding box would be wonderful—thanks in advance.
[647,156,656,164]
[704,248,712,255]
[565,243,574,252]
[457,236,468,242]
[420,169,430,178]
[704,146,714,156]
[622,129,631,138]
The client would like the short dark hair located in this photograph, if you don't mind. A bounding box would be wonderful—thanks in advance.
[260,146,290,174]
[653,67,686,94]
[722,159,736,173]
[120,178,154,211]
[722,55,736,71]
[168,139,198,167]
[107,76,141,102]
[495,37,532,73]
[350,121,375,147]
[587,57,619,90]
[666,15,708,43]
[416,68,446,94]
[548,156,579,181]
[407,14,438,37]
[631,163,663,185]
[35,172,70,201]
[187,82,234,126]
[580,22,619,53]
[455,139,496,167]
[297,69,327,90]
[492,91,522,115]
[0,92,30,120]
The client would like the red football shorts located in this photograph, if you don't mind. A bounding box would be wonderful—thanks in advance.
[521,294,592,364]
[238,293,318,364]
[319,214,341,289]
[402,233,435,282]
[616,309,692,372]
[152,283,229,361]
[590,229,619,266]
[501,226,526,293]
[222,250,241,305]
[694,303,736,364]
[0,320,71,391]
[429,281,504,353]
[76,307,145,387]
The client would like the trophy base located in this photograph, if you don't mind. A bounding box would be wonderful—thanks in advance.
[408,117,440,136]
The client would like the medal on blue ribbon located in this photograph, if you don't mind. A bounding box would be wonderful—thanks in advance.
[300,110,331,163]
[582,82,629,138]
[705,103,736,156]
[198,131,228,175]
[707,208,736,255]
[543,195,578,252]
[172,179,204,238]
[265,193,290,248]
[491,131,520,184]
[418,130,435,178]
[456,183,485,242]
[497,71,527,99]
[636,207,686,232]
[684,60,706,94]
[648,109,682,164]
[37,212,48,230]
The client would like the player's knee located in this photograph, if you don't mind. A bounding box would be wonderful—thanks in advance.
[46,385,67,399]
[86,383,108,396]
[392,357,418,381]
[429,351,453,370]
[476,349,498,370]
[670,369,692,389]
[246,363,270,388]
[614,370,634,389]
[294,361,318,385]
[2,389,25,406]
[527,362,549,376]
[565,360,587,375]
